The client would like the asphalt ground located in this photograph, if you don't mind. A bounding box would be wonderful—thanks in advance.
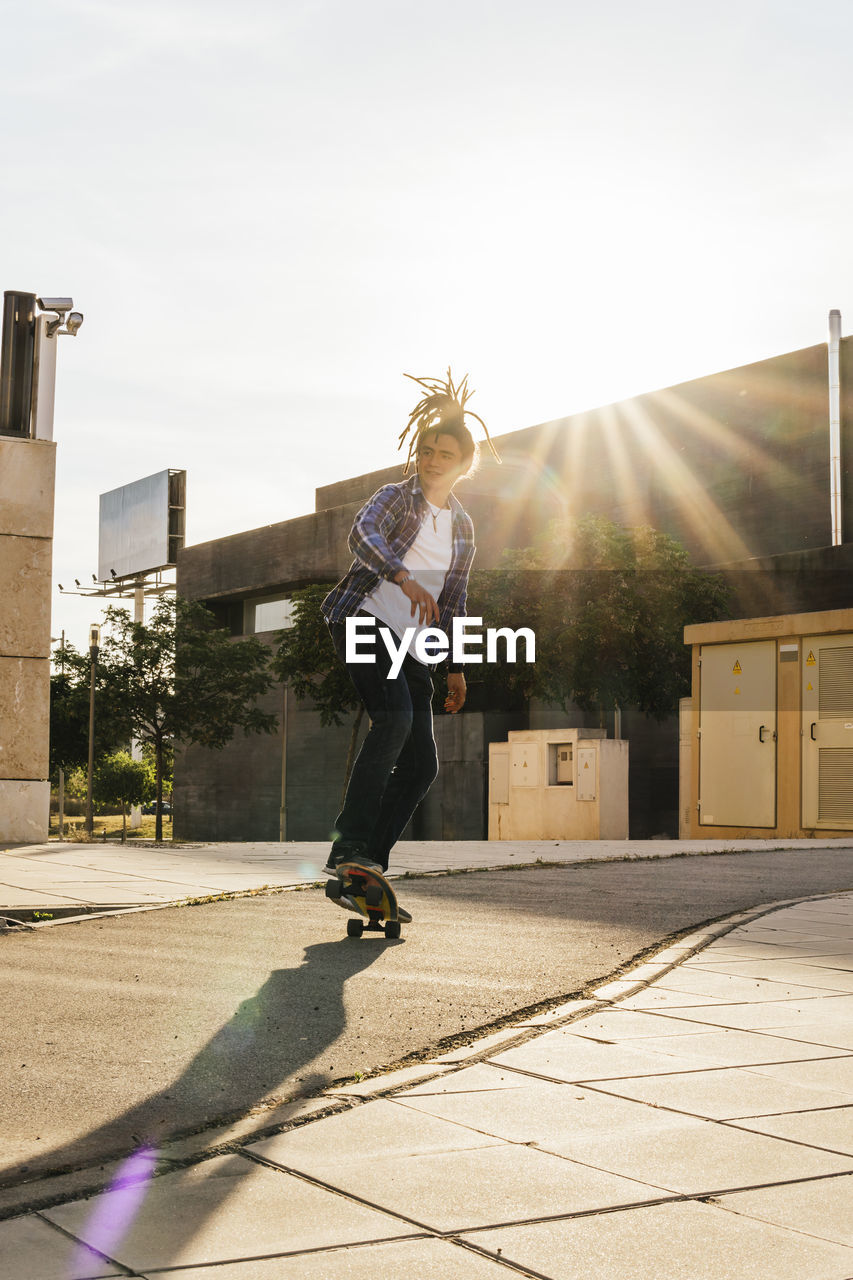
[2,848,851,1197]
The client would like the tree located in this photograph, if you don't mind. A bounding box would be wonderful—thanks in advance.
[93,751,156,842]
[270,585,365,799]
[98,596,279,840]
[467,514,729,726]
[49,645,128,776]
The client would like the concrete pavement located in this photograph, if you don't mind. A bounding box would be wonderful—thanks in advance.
[2,835,852,918]
[1,841,853,1277]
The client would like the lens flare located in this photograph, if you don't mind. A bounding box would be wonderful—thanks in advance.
[68,1145,157,1275]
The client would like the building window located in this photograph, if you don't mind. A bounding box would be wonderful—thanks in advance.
[244,595,294,634]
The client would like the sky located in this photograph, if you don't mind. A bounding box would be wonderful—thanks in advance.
[4,0,853,650]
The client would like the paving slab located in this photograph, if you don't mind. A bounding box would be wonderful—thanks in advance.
[463,1199,853,1280]
[395,1076,700,1144]
[760,1019,853,1050]
[0,1213,122,1278]
[744,1054,853,1098]
[392,1075,853,1193]
[715,1173,853,1249]
[42,1154,414,1273]
[633,993,853,1031]
[654,968,840,1003]
[585,1063,853,1120]
[683,957,853,993]
[728,1105,853,1156]
[138,1236,515,1279]
[576,1026,850,1069]
[256,1137,670,1231]
[389,1062,530,1096]
[618,986,731,1011]
[488,1027,713,1080]
[793,949,853,966]
[543,1008,721,1040]
[250,1097,506,1167]
[699,942,853,961]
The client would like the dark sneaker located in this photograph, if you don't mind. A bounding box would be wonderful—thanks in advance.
[323,845,382,877]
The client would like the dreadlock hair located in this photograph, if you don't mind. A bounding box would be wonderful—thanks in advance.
[398,368,501,475]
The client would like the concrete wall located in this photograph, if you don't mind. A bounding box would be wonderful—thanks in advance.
[174,680,518,844]
[0,436,55,842]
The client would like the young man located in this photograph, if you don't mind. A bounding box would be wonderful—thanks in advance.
[321,372,495,909]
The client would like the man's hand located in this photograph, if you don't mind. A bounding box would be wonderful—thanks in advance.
[396,573,440,626]
[445,671,466,714]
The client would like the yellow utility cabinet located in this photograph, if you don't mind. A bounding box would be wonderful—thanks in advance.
[685,608,853,838]
[488,728,628,840]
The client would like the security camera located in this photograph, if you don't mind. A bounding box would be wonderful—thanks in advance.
[36,297,73,314]
[65,311,84,336]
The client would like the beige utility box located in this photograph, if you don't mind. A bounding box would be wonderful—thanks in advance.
[685,607,853,838]
[488,728,629,840]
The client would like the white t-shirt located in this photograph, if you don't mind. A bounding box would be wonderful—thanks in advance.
[361,502,453,665]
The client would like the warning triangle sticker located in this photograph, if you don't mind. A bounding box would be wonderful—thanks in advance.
[806,650,816,666]
[732,660,742,674]
[807,681,814,691]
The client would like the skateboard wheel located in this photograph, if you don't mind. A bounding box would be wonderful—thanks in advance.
[347,918,364,938]
[325,879,342,901]
[384,920,402,939]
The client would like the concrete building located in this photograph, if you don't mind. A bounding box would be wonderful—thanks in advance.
[174,331,853,842]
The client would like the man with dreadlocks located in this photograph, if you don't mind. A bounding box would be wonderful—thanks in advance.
[321,370,499,914]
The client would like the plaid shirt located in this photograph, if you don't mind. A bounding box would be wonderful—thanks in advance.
[322,475,476,661]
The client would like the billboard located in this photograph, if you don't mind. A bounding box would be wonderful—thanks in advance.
[98,469,186,581]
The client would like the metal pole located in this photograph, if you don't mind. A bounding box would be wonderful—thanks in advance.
[130,579,145,830]
[279,683,288,841]
[56,632,66,839]
[84,641,98,836]
[828,309,843,547]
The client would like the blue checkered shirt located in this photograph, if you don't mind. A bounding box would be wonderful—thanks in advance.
[322,475,476,666]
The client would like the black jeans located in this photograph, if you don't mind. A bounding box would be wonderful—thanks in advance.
[328,617,438,871]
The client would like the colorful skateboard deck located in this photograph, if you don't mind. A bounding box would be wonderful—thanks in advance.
[325,862,403,938]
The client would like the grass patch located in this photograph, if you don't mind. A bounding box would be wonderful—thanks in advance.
[50,814,174,843]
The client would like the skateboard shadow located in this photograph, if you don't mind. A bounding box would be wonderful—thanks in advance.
[4,938,383,1194]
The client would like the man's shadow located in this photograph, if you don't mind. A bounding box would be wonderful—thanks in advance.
[5,938,388,1230]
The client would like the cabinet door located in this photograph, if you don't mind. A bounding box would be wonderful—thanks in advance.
[802,635,853,828]
[698,641,776,828]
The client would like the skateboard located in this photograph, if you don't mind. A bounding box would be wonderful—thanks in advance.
[325,862,403,939]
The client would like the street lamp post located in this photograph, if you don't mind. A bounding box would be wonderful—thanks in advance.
[84,623,101,837]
